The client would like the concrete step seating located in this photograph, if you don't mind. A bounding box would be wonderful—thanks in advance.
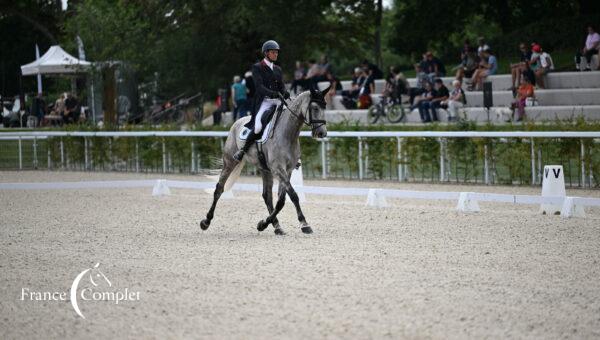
[325,105,600,124]
[318,71,600,94]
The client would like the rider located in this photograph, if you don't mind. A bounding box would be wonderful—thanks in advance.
[233,40,290,161]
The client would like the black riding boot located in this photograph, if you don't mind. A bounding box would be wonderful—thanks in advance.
[233,131,258,161]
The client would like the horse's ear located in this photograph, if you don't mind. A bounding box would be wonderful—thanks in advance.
[321,85,332,96]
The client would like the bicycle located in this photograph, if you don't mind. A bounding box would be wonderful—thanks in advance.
[367,94,406,124]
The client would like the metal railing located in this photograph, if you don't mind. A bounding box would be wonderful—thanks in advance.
[1,130,599,187]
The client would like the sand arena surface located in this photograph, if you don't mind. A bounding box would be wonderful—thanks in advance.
[1,171,599,339]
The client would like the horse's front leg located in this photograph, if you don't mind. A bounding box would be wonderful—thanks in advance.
[260,171,284,235]
[285,178,312,234]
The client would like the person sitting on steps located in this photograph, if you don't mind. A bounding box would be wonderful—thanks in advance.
[234,40,290,162]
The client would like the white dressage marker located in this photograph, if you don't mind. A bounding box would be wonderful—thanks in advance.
[152,179,171,197]
[456,192,480,213]
[366,189,389,208]
[540,165,566,215]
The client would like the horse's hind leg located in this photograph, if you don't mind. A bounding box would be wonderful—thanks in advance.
[260,171,284,235]
[200,161,235,230]
[256,177,287,232]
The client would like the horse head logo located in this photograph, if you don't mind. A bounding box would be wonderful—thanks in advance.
[70,263,111,319]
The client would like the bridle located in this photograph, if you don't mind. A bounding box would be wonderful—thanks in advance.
[281,95,327,133]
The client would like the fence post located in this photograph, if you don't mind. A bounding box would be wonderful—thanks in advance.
[47,138,51,170]
[108,137,113,171]
[33,136,38,169]
[530,138,535,185]
[396,137,403,181]
[484,143,489,185]
[135,138,140,173]
[191,140,196,173]
[18,136,22,170]
[320,139,327,179]
[84,137,89,170]
[439,138,445,182]
[60,138,64,169]
[580,139,585,187]
[537,146,542,185]
[358,137,363,180]
[162,138,167,173]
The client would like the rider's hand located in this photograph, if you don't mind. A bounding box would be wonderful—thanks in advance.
[283,91,291,100]
[278,92,286,101]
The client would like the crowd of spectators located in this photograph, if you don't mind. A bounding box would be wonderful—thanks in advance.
[2,92,82,127]
[221,25,597,125]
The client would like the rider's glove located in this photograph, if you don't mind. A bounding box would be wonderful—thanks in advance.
[283,91,291,100]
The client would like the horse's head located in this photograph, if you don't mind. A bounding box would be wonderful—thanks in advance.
[308,86,329,139]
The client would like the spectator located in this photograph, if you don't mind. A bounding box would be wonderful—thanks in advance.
[291,60,307,94]
[357,68,375,109]
[429,78,449,122]
[575,24,600,71]
[52,93,66,116]
[243,70,255,102]
[30,92,46,127]
[418,52,436,84]
[533,45,554,89]
[521,60,536,88]
[63,94,80,124]
[409,63,427,106]
[231,75,248,121]
[305,59,320,89]
[324,70,342,108]
[470,48,497,91]
[318,55,332,78]
[383,66,398,99]
[361,59,383,79]
[477,37,490,58]
[428,51,446,78]
[510,43,532,90]
[413,81,435,123]
[441,79,466,121]
[212,88,228,126]
[341,67,366,109]
[511,77,534,121]
[455,41,478,82]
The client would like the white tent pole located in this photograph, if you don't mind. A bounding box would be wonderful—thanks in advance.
[35,44,42,94]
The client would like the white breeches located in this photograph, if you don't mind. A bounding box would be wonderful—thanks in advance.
[254,98,280,134]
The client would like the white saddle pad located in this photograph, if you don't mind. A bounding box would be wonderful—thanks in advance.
[238,119,274,144]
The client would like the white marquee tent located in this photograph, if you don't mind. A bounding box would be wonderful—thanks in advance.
[20,45,91,76]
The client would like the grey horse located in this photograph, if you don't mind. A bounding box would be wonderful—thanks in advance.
[200,87,330,235]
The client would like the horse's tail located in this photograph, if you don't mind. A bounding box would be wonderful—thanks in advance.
[224,159,245,192]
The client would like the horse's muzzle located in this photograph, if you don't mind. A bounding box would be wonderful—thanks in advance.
[316,127,327,139]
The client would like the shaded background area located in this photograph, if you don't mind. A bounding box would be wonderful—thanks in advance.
[1,0,600,101]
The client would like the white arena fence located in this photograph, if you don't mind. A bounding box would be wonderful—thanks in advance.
[0,130,599,187]
[0,178,598,218]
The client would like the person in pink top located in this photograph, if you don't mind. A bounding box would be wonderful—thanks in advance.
[575,24,600,71]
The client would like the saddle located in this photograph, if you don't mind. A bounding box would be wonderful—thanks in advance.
[238,105,279,144]
[238,104,284,171]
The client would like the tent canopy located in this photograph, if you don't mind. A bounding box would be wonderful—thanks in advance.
[21,45,91,76]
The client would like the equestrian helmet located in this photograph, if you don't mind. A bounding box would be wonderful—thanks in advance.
[262,40,280,54]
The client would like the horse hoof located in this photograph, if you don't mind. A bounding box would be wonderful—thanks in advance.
[257,220,268,232]
[200,219,210,230]
[274,228,286,235]
[301,226,313,234]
